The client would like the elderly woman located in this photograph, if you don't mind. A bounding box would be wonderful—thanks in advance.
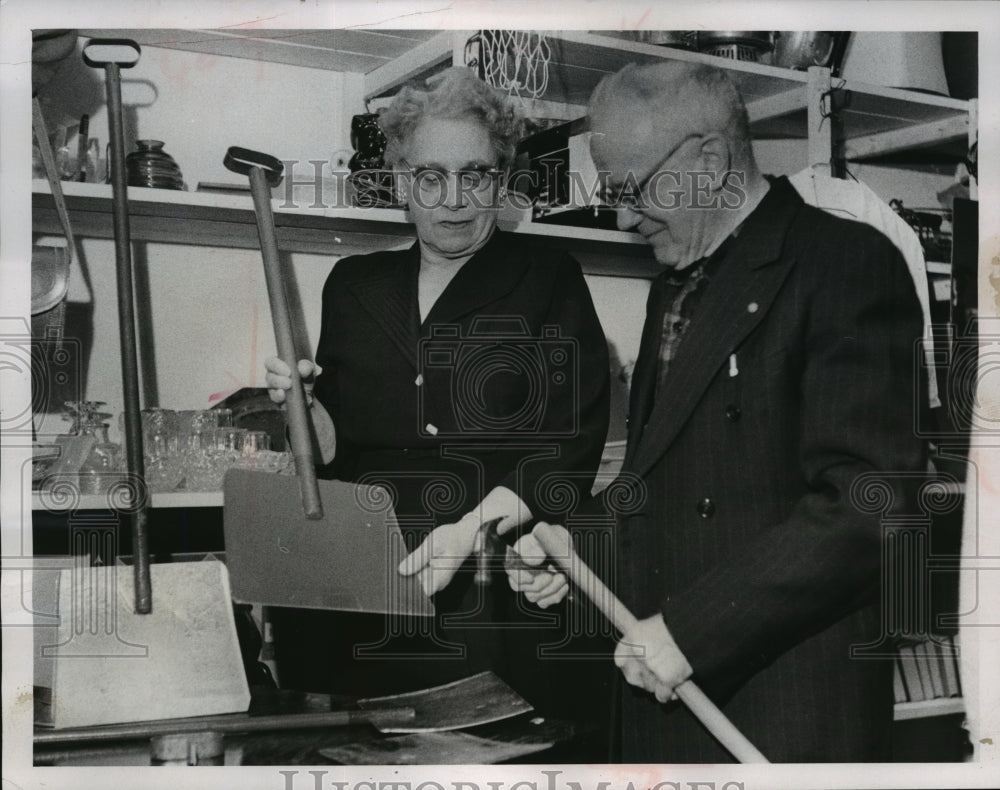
[265,68,610,710]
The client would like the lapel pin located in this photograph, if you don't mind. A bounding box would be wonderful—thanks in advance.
[747,301,759,314]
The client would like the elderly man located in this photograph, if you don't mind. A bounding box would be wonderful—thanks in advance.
[580,62,926,762]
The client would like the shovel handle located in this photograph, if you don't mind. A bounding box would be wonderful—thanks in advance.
[532,522,768,764]
[84,37,152,615]
[236,155,323,519]
[82,39,141,69]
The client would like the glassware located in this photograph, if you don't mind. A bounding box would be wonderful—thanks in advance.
[178,409,218,450]
[234,449,294,474]
[125,139,184,190]
[232,430,272,472]
[64,401,112,442]
[183,426,246,492]
[145,452,183,493]
[241,431,271,455]
[79,441,122,494]
[143,415,183,493]
[185,449,231,492]
[213,427,247,454]
[86,138,105,183]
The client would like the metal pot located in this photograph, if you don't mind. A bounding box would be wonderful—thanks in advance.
[772,31,837,70]
[635,31,698,50]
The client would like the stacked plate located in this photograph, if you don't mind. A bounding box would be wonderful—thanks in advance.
[125,139,184,190]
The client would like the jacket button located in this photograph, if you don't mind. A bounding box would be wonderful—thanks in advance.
[696,497,715,518]
[725,405,742,422]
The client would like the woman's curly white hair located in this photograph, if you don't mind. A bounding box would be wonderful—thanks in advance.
[379,67,524,170]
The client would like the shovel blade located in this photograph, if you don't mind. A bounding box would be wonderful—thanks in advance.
[358,671,533,732]
[223,469,434,617]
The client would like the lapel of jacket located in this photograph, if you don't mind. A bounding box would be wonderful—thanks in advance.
[346,243,422,370]
[628,177,805,479]
[420,230,531,327]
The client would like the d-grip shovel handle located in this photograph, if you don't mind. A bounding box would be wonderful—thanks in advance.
[532,522,769,764]
[82,39,142,69]
[224,146,322,519]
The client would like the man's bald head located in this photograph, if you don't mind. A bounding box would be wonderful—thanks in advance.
[588,61,755,174]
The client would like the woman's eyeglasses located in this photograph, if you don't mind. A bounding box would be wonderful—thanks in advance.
[399,159,505,197]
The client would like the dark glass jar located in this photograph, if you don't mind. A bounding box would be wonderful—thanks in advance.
[125,139,184,190]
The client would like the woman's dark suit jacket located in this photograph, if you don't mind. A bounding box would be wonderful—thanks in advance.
[274,229,610,712]
[614,177,927,762]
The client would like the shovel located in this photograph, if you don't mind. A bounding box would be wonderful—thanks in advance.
[221,147,439,620]
[223,146,322,519]
[83,38,152,613]
[532,522,769,763]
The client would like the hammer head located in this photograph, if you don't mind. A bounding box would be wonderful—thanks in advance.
[224,147,284,187]
[82,39,141,68]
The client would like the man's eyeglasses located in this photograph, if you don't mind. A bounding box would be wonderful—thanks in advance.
[399,159,506,197]
[601,133,703,210]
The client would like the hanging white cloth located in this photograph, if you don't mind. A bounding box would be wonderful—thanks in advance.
[789,167,939,408]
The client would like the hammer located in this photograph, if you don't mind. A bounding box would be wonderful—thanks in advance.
[224,146,322,519]
[532,522,769,763]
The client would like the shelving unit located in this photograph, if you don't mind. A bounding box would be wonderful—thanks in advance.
[54,29,973,270]
[80,29,972,159]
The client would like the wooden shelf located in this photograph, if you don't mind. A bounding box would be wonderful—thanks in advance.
[32,489,223,511]
[893,696,964,721]
[33,181,658,278]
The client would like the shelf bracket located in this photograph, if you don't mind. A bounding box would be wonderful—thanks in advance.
[968,98,978,200]
[807,66,835,177]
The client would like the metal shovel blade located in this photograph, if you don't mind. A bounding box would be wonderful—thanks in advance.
[223,469,434,617]
[358,671,533,733]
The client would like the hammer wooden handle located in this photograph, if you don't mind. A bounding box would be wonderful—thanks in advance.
[532,522,769,764]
